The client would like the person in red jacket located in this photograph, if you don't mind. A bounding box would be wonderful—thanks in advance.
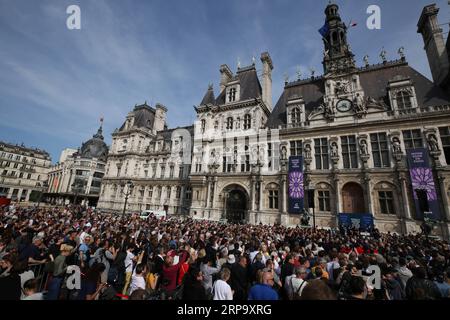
[161,250,188,296]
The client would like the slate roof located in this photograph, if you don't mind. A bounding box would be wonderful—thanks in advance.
[200,85,216,105]
[77,126,109,161]
[119,103,156,132]
[213,65,262,106]
[267,61,450,128]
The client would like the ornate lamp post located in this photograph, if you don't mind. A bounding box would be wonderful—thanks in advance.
[121,180,134,215]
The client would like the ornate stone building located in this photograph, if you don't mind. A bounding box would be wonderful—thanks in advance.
[97,103,193,215]
[47,122,109,206]
[189,3,450,238]
[0,141,51,202]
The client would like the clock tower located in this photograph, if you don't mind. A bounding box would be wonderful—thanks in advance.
[322,3,356,75]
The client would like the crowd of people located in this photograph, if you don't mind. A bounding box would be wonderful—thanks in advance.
[0,204,449,301]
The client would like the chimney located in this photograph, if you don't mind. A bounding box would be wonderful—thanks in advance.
[219,64,233,92]
[417,4,450,87]
[260,52,274,110]
[154,103,167,133]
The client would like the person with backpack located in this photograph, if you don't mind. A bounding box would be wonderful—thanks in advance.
[90,241,117,284]
[287,267,308,300]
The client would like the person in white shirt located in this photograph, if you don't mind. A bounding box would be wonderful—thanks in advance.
[129,263,147,295]
[289,267,308,300]
[213,268,233,300]
[122,244,136,295]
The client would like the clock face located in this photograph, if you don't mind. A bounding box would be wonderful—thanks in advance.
[336,99,353,112]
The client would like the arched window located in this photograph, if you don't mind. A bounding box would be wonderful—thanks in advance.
[244,114,251,130]
[396,91,412,110]
[226,117,233,130]
[290,107,301,125]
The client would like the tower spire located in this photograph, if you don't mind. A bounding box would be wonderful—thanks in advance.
[321,3,356,74]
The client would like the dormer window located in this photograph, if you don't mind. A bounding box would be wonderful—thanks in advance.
[388,77,417,113]
[226,84,240,103]
[244,114,251,130]
[228,88,237,102]
[290,107,301,125]
[396,91,412,110]
[226,117,233,130]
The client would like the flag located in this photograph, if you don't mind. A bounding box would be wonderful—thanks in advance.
[318,22,329,37]
[347,20,358,28]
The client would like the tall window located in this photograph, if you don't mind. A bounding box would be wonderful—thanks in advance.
[396,91,412,110]
[179,166,184,179]
[378,191,395,215]
[244,114,251,130]
[176,187,181,199]
[439,127,450,165]
[402,129,423,150]
[341,135,358,169]
[157,186,162,199]
[370,132,390,168]
[314,138,329,170]
[268,190,279,209]
[226,117,233,130]
[185,187,192,200]
[148,187,153,199]
[169,166,174,178]
[290,140,303,156]
[291,107,301,125]
[268,143,273,169]
[160,165,165,178]
[201,119,206,133]
[151,164,157,178]
[318,191,330,212]
[167,187,171,200]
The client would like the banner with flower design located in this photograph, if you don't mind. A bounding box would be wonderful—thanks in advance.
[288,156,304,214]
[407,148,440,220]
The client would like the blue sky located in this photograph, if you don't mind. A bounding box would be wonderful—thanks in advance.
[1,0,449,162]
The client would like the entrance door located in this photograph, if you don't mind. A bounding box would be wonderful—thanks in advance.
[226,190,247,223]
[342,183,365,213]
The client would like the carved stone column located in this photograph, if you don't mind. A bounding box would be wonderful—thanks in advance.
[438,174,450,222]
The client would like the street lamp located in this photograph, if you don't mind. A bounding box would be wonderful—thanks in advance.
[121,180,134,215]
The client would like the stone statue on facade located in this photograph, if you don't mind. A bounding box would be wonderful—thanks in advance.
[330,142,339,158]
[392,137,402,154]
[281,145,287,160]
[427,134,440,152]
[354,93,367,113]
[360,139,368,155]
[305,144,312,159]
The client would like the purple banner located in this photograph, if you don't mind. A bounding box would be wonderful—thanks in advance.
[288,156,304,214]
[407,148,440,220]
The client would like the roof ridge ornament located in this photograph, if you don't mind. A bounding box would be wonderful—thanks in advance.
[380,47,388,63]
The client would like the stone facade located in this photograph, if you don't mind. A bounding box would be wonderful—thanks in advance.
[47,123,109,207]
[97,103,193,215]
[188,3,450,239]
[0,141,51,202]
[97,3,450,239]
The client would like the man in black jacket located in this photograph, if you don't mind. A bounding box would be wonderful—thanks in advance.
[405,266,442,300]
[231,256,248,300]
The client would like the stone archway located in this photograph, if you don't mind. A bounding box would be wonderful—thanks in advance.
[342,182,365,213]
[222,184,249,223]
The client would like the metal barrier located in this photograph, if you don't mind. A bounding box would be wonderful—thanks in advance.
[28,263,50,292]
